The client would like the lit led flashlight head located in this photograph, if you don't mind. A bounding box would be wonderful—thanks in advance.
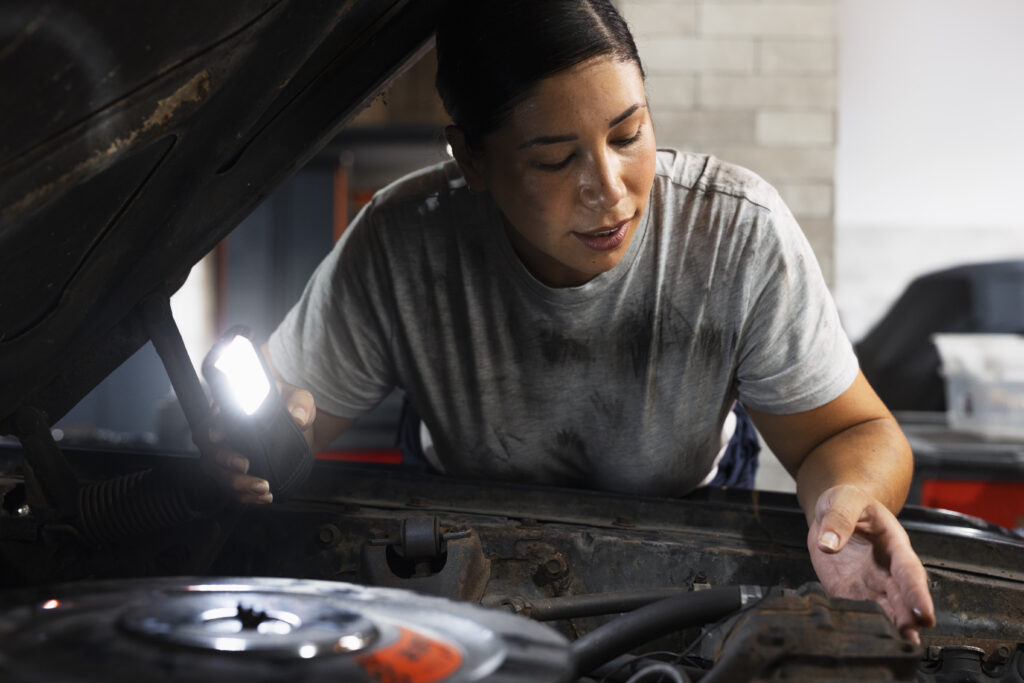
[202,327,313,501]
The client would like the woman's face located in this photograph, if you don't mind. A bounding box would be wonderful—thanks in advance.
[462,56,657,288]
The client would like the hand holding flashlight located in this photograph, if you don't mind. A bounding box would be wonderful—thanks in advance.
[208,386,315,504]
[201,328,314,503]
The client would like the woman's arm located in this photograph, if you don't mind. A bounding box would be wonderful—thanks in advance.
[263,342,355,453]
[745,370,935,642]
[746,371,910,518]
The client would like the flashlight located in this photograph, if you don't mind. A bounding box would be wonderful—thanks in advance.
[202,327,313,501]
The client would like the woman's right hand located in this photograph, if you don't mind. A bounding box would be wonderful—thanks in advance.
[202,386,318,505]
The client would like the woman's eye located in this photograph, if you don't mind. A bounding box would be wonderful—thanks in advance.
[535,154,573,171]
[612,128,642,147]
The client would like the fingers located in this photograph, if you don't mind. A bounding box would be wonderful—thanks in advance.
[203,447,273,505]
[859,501,936,637]
[213,448,249,475]
[814,484,871,553]
[889,533,936,639]
[283,388,316,430]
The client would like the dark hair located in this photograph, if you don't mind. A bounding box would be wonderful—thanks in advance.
[435,0,644,145]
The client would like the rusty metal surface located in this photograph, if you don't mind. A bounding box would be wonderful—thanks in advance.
[191,467,1024,656]
[701,585,921,682]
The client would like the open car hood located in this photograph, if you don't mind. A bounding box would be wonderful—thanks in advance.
[0,0,441,430]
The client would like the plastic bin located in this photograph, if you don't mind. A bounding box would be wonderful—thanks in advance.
[932,334,1024,441]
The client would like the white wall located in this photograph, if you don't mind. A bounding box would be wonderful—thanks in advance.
[835,0,1024,340]
[618,0,840,281]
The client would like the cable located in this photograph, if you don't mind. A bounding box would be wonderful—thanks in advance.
[623,663,687,683]
[570,586,742,677]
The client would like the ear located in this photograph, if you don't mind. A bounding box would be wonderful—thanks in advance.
[444,125,488,192]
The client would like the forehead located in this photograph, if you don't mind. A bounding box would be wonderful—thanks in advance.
[507,57,646,133]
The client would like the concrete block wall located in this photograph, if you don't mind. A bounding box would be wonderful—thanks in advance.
[618,0,838,283]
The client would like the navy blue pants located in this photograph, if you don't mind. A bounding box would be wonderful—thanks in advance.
[704,403,760,489]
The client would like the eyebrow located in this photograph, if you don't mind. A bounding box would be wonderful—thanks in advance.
[517,103,646,149]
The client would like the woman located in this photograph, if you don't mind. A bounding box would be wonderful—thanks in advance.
[209,0,935,642]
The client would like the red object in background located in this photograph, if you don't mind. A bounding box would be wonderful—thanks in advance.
[315,449,403,465]
[920,479,1024,530]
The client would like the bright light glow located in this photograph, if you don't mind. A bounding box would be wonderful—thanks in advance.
[337,635,366,652]
[213,637,247,652]
[42,599,59,610]
[445,143,453,158]
[257,620,293,635]
[214,335,271,415]
[299,644,317,659]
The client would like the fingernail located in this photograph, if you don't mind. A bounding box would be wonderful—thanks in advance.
[250,480,269,495]
[231,456,249,473]
[819,531,840,551]
[291,406,308,424]
[257,493,273,504]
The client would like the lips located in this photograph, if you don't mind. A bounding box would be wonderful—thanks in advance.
[572,215,633,251]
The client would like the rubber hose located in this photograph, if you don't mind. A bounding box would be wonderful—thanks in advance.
[513,588,693,621]
[569,586,742,676]
[77,466,222,545]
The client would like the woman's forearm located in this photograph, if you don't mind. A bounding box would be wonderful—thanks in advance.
[793,416,913,525]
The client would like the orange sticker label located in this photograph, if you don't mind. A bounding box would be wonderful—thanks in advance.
[356,627,463,683]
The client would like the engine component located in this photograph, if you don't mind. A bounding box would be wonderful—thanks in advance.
[700,583,920,682]
[0,576,572,682]
[361,517,491,602]
[918,644,1024,682]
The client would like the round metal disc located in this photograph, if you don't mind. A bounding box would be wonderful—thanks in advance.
[118,587,380,658]
[0,577,571,683]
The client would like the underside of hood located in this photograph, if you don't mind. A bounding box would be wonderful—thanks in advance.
[0,0,443,430]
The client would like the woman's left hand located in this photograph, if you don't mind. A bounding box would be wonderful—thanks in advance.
[807,484,936,643]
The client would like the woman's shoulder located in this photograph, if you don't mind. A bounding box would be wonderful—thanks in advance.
[653,148,783,213]
[369,160,473,217]
[354,159,488,241]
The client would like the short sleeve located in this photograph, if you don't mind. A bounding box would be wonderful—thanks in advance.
[266,200,397,418]
[734,194,859,414]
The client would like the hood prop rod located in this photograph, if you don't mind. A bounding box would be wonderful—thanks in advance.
[139,294,216,458]
[8,406,79,519]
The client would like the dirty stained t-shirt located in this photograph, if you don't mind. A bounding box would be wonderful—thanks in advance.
[267,149,859,497]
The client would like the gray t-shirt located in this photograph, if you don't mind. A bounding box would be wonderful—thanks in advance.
[267,149,858,496]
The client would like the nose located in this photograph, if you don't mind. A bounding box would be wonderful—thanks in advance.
[578,150,626,210]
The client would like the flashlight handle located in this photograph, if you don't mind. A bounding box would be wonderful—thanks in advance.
[221,405,313,502]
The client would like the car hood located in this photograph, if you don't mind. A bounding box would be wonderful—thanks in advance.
[0,0,441,430]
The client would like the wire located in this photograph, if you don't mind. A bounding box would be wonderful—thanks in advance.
[623,663,687,683]
[596,653,676,683]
